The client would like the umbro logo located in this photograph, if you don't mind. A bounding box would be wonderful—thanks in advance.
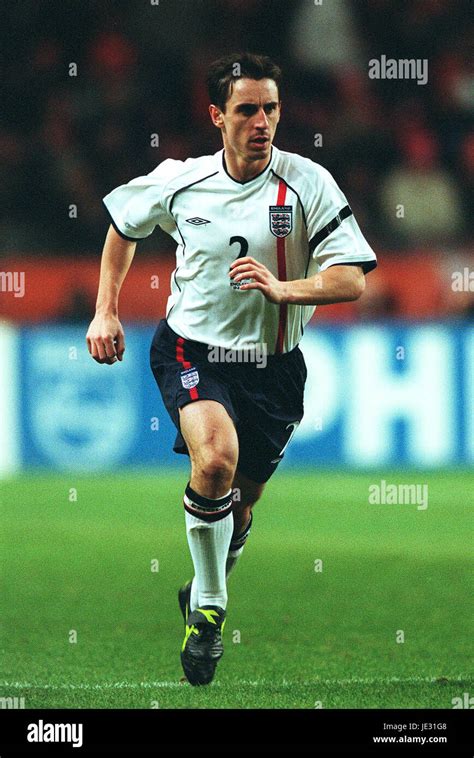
[186,217,211,225]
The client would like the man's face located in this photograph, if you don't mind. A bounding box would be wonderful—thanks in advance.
[210,77,281,163]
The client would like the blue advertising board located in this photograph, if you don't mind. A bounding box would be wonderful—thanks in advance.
[7,323,474,472]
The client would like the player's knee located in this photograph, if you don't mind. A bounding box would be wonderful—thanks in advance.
[196,448,237,487]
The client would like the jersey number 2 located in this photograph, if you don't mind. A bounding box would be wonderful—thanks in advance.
[229,236,249,289]
[229,236,249,258]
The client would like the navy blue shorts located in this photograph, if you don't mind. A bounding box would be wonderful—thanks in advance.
[149,319,307,483]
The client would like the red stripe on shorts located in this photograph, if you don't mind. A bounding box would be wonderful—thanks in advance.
[275,179,288,354]
[176,336,199,400]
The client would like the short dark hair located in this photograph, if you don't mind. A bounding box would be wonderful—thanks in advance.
[207,52,282,112]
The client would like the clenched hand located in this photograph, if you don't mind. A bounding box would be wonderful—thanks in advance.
[229,256,287,304]
[86,313,125,365]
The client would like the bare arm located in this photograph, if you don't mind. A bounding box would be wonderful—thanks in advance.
[86,225,137,364]
[229,257,365,305]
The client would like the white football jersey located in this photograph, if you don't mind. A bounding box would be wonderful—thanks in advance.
[103,146,377,354]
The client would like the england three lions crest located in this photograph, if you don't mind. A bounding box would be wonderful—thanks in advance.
[269,205,293,238]
[180,367,200,389]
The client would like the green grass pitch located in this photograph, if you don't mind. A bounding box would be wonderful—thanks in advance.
[1,469,472,709]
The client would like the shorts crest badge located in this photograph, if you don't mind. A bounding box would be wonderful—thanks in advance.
[269,205,293,238]
[180,367,200,389]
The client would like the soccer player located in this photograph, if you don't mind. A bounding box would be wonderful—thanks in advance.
[86,53,377,686]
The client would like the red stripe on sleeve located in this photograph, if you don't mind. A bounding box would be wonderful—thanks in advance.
[275,180,288,354]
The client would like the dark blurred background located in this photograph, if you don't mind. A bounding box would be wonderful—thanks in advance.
[0,0,473,322]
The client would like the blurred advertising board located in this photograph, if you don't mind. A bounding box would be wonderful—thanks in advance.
[0,323,472,474]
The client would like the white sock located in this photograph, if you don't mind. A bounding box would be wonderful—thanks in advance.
[184,484,233,610]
